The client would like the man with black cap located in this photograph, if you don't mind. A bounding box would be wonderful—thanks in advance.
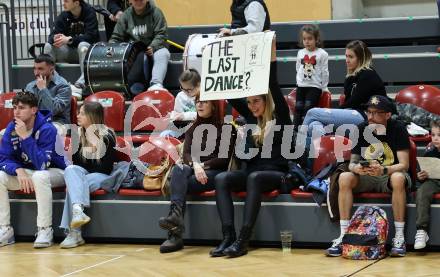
[326,95,411,258]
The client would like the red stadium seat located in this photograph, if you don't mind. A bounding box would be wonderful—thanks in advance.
[286,89,332,114]
[130,90,174,132]
[396,85,440,142]
[85,91,125,131]
[115,136,131,162]
[234,190,280,198]
[339,94,346,107]
[138,135,181,165]
[118,188,162,196]
[70,97,78,125]
[312,135,352,175]
[0,92,16,130]
[197,190,216,197]
[91,189,107,196]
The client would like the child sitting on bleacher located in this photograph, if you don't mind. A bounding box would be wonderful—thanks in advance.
[294,24,329,129]
[414,120,440,249]
[59,102,116,249]
[160,69,199,138]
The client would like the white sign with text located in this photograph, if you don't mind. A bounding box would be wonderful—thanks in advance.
[200,31,275,101]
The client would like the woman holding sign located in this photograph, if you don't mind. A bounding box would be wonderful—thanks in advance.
[219,0,271,36]
[210,38,292,258]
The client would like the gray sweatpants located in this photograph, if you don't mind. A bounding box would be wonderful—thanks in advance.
[149,47,170,86]
[44,42,90,85]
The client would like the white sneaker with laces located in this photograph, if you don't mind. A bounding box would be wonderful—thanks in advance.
[414,229,429,250]
[60,230,85,249]
[70,209,91,229]
[0,226,15,247]
[34,227,53,248]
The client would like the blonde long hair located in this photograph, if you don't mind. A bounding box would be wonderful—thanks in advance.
[79,102,114,162]
[346,40,372,77]
[252,92,275,146]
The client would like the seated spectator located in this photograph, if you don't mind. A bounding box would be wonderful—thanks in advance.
[158,95,234,253]
[211,38,292,258]
[160,69,198,138]
[25,54,72,126]
[44,0,99,94]
[414,120,440,249]
[60,102,116,248]
[294,24,329,129]
[300,40,386,157]
[110,0,170,94]
[104,0,130,41]
[326,95,411,257]
[0,92,66,248]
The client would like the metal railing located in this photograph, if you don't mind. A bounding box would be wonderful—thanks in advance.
[0,3,12,92]
[7,0,106,63]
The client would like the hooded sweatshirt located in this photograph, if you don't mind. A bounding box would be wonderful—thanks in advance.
[0,110,67,176]
[109,3,168,51]
[48,1,99,48]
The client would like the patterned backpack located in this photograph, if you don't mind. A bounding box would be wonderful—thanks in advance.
[342,206,388,260]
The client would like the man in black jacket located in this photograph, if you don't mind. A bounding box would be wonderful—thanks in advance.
[44,0,99,92]
[104,0,130,41]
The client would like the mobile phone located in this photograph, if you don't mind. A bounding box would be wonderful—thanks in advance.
[359,160,370,167]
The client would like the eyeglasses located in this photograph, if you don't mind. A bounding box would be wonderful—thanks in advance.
[196,100,208,105]
[366,110,387,116]
[180,85,195,94]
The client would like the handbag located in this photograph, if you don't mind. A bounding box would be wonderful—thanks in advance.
[143,142,185,194]
[143,157,171,191]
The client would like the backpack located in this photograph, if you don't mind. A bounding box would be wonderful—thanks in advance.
[342,206,388,260]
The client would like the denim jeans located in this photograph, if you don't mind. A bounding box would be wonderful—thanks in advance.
[300,108,365,154]
[60,165,109,230]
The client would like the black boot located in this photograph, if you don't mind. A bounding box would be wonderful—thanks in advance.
[209,225,236,257]
[223,226,252,258]
[158,202,185,232]
[159,230,184,253]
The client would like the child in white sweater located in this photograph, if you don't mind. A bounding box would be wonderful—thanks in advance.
[295,24,329,129]
[160,69,199,138]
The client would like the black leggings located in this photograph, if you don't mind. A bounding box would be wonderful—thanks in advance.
[294,86,322,128]
[214,170,285,227]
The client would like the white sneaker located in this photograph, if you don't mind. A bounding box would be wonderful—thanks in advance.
[147,83,165,91]
[70,209,91,229]
[70,84,83,100]
[0,226,15,247]
[60,230,85,249]
[34,227,53,248]
[414,229,429,250]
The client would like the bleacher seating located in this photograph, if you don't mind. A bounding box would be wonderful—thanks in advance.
[85,91,125,132]
[396,84,440,142]
[70,97,78,125]
[6,16,440,247]
[0,92,15,130]
[129,90,175,144]
[286,89,332,114]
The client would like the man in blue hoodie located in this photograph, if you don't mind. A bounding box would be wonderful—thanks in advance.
[0,92,66,248]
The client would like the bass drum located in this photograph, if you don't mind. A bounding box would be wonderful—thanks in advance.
[182,34,218,73]
[84,41,145,96]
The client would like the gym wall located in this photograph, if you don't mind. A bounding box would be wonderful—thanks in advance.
[154,0,332,26]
